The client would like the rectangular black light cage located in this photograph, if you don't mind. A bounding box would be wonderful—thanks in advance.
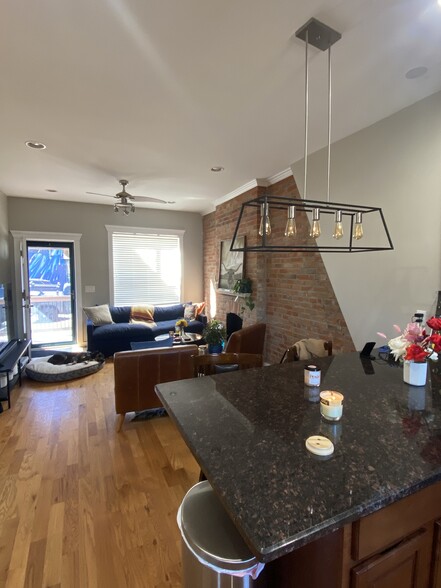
[230,195,394,253]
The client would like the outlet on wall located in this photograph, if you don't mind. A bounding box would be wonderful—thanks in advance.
[415,309,426,323]
[85,285,96,293]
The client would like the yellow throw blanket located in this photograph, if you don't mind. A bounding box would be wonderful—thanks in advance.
[130,305,156,325]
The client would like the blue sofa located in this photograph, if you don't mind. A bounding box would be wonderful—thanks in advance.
[86,303,207,357]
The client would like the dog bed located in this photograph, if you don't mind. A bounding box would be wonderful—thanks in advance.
[25,356,104,382]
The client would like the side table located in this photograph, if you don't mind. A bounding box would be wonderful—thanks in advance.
[0,339,32,410]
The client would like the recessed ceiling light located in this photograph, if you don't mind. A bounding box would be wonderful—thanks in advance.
[46,189,58,193]
[405,66,428,79]
[25,140,46,149]
[211,166,224,172]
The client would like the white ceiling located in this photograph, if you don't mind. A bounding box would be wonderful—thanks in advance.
[1,0,440,215]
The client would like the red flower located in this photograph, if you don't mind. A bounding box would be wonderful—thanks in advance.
[404,344,429,362]
[428,333,441,353]
[427,317,441,331]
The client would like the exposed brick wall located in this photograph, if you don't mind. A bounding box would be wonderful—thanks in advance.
[203,175,355,364]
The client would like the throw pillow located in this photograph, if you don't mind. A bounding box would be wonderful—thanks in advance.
[184,303,197,321]
[130,305,155,323]
[195,301,206,318]
[83,304,113,326]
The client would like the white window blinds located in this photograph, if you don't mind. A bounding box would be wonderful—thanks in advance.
[111,231,182,305]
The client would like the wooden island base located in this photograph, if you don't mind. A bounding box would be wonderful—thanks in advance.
[257,480,441,588]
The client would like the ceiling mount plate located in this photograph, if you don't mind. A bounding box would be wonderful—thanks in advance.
[295,17,341,51]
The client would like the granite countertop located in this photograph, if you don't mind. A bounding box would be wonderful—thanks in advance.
[155,353,441,562]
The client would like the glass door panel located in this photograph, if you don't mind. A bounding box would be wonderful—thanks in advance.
[26,241,76,346]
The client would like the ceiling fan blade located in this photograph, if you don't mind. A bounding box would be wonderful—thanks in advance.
[86,191,114,198]
[132,195,168,204]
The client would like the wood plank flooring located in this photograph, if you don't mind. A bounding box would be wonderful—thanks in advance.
[0,360,200,587]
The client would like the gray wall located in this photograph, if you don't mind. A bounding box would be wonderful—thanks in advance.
[0,191,10,281]
[292,90,441,349]
[7,198,203,308]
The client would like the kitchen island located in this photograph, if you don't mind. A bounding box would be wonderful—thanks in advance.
[155,353,441,587]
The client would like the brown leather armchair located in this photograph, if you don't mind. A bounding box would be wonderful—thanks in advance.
[224,323,266,356]
[114,344,198,431]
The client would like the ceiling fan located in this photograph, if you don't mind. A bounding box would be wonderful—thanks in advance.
[87,179,171,215]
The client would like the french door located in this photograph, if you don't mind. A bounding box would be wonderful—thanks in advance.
[25,241,76,346]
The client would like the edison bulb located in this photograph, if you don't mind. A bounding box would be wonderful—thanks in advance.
[310,221,321,238]
[353,223,363,240]
[285,205,296,237]
[352,212,363,240]
[285,218,297,237]
[259,203,272,236]
[333,210,344,240]
[309,208,321,238]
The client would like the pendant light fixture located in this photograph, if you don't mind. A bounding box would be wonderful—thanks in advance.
[231,18,393,254]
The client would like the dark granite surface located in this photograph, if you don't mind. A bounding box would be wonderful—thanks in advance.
[155,353,441,562]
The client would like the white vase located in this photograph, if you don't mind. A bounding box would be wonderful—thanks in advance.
[403,360,427,386]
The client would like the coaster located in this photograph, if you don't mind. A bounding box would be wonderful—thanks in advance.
[305,435,334,456]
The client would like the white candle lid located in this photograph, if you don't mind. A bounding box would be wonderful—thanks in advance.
[305,435,334,456]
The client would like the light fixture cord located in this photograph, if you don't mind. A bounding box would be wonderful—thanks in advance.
[303,29,309,200]
[327,45,332,204]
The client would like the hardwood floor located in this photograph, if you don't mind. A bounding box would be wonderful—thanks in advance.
[0,360,200,587]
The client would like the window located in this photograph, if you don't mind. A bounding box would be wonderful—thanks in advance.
[107,226,183,305]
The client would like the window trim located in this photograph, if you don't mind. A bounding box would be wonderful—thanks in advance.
[105,224,185,306]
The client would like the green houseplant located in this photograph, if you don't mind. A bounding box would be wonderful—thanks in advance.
[203,319,227,353]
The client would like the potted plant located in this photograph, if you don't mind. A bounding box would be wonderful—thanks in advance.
[233,278,255,315]
[203,319,227,354]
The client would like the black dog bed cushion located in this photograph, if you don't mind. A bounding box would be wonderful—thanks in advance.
[25,356,104,382]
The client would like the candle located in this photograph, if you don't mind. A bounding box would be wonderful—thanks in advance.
[320,391,344,421]
[304,365,321,387]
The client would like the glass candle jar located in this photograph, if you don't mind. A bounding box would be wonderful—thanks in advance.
[320,391,344,421]
[304,365,321,387]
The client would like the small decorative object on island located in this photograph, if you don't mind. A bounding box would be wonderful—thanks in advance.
[175,318,188,338]
[378,317,441,386]
[202,319,227,354]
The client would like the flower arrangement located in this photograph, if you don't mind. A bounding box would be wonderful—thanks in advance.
[175,319,188,329]
[378,317,441,363]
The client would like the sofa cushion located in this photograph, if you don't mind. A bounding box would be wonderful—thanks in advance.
[109,306,132,323]
[83,304,113,326]
[92,321,157,341]
[153,303,186,322]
